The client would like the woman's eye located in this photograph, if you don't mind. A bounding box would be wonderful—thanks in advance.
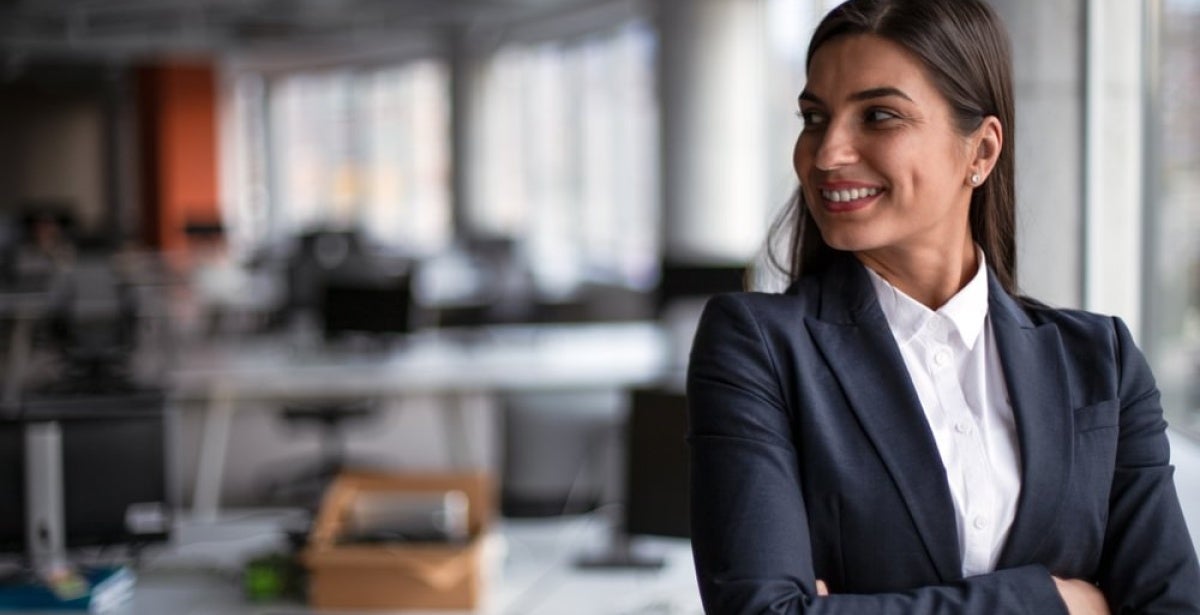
[865,108,898,123]
[798,110,827,128]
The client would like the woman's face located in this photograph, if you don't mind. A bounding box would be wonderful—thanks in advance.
[793,34,977,260]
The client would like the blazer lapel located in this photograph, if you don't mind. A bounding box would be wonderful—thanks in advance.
[990,281,1073,569]
[803,255,961,581]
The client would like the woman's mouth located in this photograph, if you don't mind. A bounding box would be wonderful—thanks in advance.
[818,186,883,212]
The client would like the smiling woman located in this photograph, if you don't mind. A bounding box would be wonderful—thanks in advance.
[793,34,1000,308]
[686,0,1200,613]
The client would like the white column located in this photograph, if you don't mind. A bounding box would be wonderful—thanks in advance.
[1084,0,1144,336]
[658,0,769,264]
[448,26,478,238]
[989,0,1086,308]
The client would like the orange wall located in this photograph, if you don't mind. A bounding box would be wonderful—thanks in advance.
[139,62,219,251]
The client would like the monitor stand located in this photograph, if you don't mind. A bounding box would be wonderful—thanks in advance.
[574,533,664,570]
[23,421,87,600]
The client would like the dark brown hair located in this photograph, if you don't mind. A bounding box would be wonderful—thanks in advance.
[766,0,1017,293]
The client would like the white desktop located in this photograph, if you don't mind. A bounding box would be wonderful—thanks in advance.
[170,321,678,521]
[124,509,702,615]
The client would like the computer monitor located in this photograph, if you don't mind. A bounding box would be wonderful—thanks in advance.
[0,393,172,558]
[656,262,747,315]
[623,388,690,540]
[320,274,413,341]
[576,386,690,569]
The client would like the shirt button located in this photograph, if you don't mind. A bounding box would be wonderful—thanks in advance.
[954,421,971,434]
[973,516,989,530]
[933,350,950,366]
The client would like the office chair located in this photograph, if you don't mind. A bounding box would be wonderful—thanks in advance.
[265,399,379,509]
[284,228,367,320]
[265,228,407,508]
[38,239,140,394]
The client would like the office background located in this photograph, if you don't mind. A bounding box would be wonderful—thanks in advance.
[0,0,1197,612]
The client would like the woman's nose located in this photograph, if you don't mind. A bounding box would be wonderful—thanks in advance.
[813,124,858,171]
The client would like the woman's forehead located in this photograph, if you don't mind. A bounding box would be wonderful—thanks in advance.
[804,34,937,103]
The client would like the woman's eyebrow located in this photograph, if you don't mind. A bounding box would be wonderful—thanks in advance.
[798,86,914,106]
[849,87,914,102]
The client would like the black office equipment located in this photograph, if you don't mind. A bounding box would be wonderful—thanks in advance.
[0,391,172,558]
[285,228,367,318]
[622,388,691,540]
[576,387,690,569]
[656,262,747,315]
[320,274,412,341]
[281,227,413,341]
[0,215,18,287]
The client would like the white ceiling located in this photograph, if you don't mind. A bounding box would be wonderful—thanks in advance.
[0,0,598,62]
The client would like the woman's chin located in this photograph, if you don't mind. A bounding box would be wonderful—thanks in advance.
[817,232,883,254]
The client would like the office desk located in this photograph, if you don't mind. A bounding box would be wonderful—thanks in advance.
[170,322,676,520]
[109,510,702,615]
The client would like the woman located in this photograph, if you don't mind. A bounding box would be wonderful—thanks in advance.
[686,0,1200,613]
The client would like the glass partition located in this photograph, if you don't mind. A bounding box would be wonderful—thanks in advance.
[1146,0,1200,434]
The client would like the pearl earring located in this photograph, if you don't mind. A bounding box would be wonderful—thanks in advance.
[970,173,981,186]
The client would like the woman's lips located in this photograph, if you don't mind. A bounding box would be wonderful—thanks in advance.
[817,185,884,213]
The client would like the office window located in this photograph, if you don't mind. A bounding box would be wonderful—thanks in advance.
[470,22,659,292]
[750,0,827,291]
[231,60,451,255]
[226,73,271,250]
[763,0,838,210]
[1147,0,1200,434]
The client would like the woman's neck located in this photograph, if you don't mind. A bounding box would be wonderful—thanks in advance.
[855,240,979,310]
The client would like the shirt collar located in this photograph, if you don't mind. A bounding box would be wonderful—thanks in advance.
[864,249,990,350]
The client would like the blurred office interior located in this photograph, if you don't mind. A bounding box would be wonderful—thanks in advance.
[0,0,1197,613]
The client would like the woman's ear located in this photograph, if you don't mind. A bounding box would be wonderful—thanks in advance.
[969,116,1003,184]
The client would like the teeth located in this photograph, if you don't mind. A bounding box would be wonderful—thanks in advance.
[821,187,881,202]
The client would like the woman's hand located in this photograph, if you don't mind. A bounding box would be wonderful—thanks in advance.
[815,576,1107,612]
[1052,577,1109,615]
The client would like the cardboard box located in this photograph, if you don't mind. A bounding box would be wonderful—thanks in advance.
[302,471,492,611]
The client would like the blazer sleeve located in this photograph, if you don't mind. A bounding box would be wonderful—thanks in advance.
[687,294,1066,614]
[1094,317,1200,613]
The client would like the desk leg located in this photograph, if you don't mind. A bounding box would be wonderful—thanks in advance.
[443,392,473,468]
[192,387,233,522]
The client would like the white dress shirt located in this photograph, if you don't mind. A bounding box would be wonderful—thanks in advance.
[864,253,1022,577]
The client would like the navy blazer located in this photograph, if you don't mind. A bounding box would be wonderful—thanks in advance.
[687,253,1200,613]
